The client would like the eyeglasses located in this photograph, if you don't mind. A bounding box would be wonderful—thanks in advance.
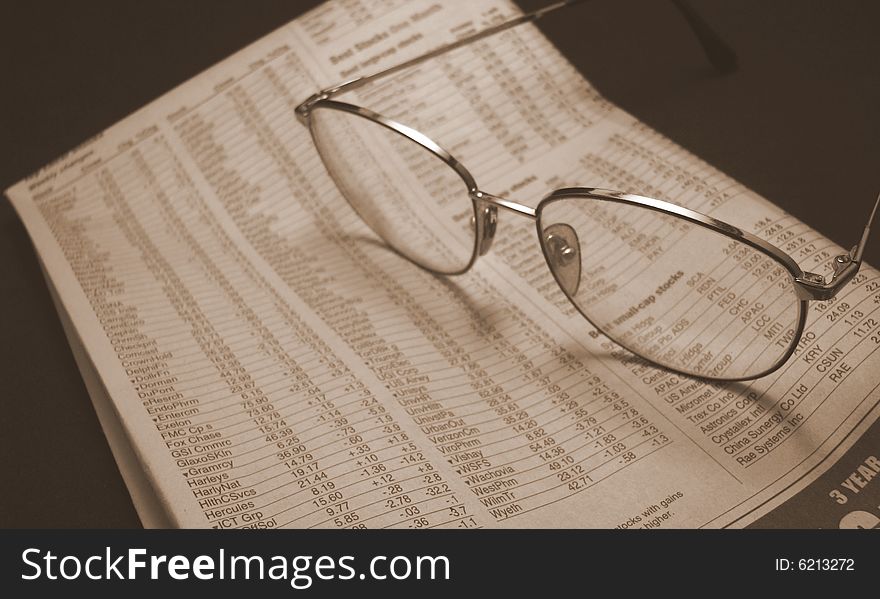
[295,0,879,381]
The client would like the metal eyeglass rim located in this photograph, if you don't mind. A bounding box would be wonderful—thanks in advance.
[294,1,879,381]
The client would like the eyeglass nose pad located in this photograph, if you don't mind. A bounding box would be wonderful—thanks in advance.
[543,223,582,297]
[477,203,498,256]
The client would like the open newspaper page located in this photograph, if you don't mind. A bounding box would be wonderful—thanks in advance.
[5,0,879,528]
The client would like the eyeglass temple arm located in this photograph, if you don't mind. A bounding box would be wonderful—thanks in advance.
[312,0,736,100]
[795,191,880,301]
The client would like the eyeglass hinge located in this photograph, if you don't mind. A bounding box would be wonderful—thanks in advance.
[295,92,324,125]
[794,246,860,301]
[296,77,366,125]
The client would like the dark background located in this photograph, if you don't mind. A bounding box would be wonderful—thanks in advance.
[1,1,878,527]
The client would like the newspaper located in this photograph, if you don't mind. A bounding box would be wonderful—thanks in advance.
[6,0,879,528]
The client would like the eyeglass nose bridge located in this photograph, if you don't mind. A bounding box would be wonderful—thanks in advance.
[469,189,540,257]
[543,223,582,297]
[475,201,498,256]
